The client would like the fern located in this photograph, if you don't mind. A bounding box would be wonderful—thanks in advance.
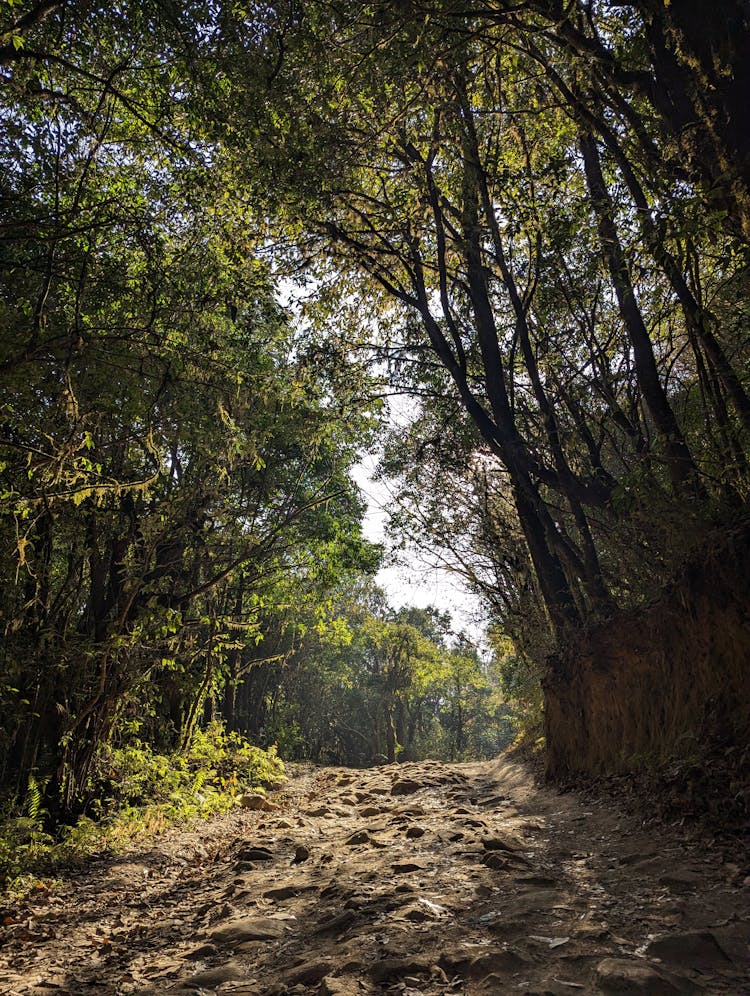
[25,773,43,822]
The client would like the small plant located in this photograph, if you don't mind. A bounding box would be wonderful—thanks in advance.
[0,723,285,897]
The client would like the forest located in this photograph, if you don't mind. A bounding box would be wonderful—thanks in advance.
[1,0,748,871]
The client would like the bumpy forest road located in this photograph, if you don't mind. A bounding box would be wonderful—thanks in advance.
[1,757,749,995]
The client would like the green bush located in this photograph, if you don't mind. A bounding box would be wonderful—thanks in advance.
[85,721,285,819]
[0,723,285,896]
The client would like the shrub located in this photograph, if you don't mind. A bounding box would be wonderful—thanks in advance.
[0,723,285,895]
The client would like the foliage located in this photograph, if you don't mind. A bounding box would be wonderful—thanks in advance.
[220,0,750,646]
[0,723,284,894]
[249,588,519,766]
[1,0,749,821]
[0,0,381,816]
[488,630,545,743]
[87,722,285,814]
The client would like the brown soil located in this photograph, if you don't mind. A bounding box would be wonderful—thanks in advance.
[1,757,748,995]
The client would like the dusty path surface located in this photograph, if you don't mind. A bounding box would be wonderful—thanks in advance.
[1,757,748,995]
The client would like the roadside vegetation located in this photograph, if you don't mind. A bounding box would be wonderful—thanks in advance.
[0,724,285,895]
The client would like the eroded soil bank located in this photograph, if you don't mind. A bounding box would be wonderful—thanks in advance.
[1,757,748,994]
[545,525,750,781]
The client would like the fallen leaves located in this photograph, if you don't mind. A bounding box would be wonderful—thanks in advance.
[528,934,570,948]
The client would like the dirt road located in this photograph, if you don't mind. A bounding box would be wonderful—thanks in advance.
[1,757,748,994]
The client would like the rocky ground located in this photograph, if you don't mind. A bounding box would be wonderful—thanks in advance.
[0,756,748,995]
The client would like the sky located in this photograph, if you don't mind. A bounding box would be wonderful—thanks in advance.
[349,453,487,643]
[278,277,488,642]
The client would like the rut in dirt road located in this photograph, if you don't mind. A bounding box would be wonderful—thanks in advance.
[1,757,748,995]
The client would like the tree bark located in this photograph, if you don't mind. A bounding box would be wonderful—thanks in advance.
[580,131,700,493]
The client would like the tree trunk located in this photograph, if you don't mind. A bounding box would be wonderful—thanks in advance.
[580,131,700,492]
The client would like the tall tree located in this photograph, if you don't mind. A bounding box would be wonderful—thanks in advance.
[0,0,380,811]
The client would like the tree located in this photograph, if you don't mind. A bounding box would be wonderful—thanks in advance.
[2,0,748,798]
[252,590,514,766]
[0,1,381,812]
[215,1,749,640]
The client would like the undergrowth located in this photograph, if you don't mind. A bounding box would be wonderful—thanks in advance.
[0,722,285,899]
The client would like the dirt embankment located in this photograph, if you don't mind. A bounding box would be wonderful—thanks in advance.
[1,758,748,994]
[545,526,750,784]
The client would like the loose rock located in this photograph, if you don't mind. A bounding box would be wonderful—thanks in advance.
[185,959,246,988]
[313,910,357,935]
[370,956,431,982]
[596,957,690,994]
[482,833,522,852]
[210,916,288,945]
[344,829,371,846]
[238,793,278,812]
[646,931,732,970]
[236,845,274,862]
[4,757,748,996]
[391,861,425,873]
[284,960,333,986]
[292,845,310,864]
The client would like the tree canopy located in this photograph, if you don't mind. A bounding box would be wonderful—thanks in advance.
[217,0,749,635]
